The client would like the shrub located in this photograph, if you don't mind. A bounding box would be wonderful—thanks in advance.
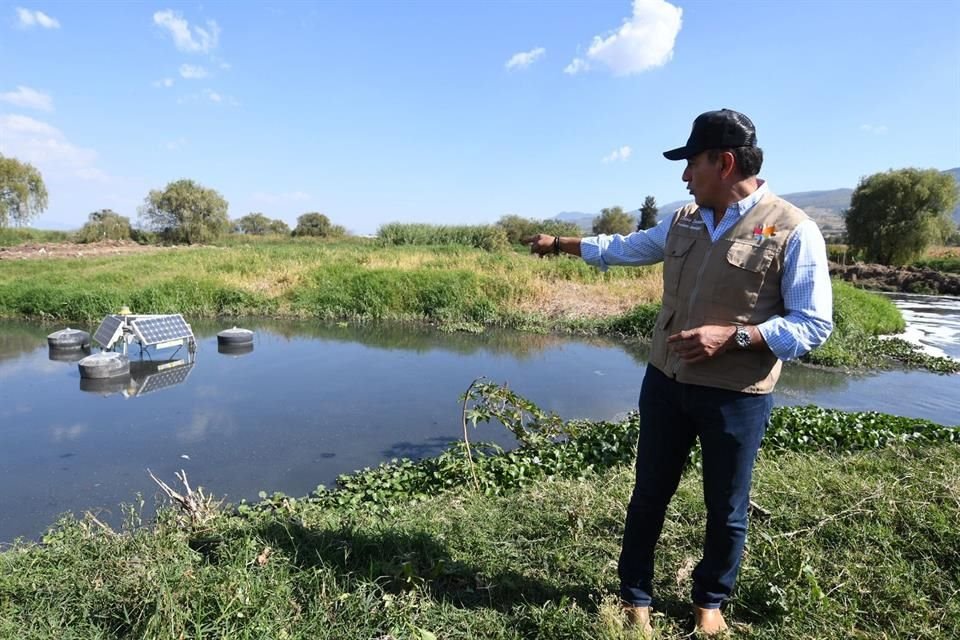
[377,223,509,251]
[75,209,132,243]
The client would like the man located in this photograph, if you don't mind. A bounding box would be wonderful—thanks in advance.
[525,109,833,635]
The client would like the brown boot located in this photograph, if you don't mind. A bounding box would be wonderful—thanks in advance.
[622,604,653,636]
[692,605,728,636]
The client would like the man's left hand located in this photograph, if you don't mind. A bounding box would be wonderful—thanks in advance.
[666,325,737,363]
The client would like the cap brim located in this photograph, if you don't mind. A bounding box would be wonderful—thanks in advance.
[663,145,693,161]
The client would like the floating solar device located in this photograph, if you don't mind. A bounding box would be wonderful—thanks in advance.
[93,312,195,354]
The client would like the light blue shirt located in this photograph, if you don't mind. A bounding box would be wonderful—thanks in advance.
[580,182,834,361]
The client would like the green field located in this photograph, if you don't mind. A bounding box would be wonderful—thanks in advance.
[0,237,955,372]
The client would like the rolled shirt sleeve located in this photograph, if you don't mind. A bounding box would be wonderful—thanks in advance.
[757,219,834,361]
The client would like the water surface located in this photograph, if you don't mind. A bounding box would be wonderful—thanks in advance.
[1,306,957,542]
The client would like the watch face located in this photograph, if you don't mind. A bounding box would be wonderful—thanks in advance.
[736,328,751,348]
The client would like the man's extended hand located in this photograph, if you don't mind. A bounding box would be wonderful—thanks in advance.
[522,234,555,257]
[666,325,737,363]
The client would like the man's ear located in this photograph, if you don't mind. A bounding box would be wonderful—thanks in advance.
[718,151,737,180]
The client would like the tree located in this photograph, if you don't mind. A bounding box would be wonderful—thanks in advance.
[138,179,230,244]
[236,212,272,235]
[292,212,346,238]
[592,206,634,235]
[638,195,658,230]
[496,214,582,244]
[844,168,959,266]
[76,209,132,243]
[268,219,291,235]
[0,155,48,227]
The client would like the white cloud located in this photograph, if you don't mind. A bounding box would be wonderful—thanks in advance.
[153,77,175,88]
[0,85,53,111]
[15,7,60,29]
[0,114,109,182]
[153,9,220,53]
[602,145,632,163]
[860,124,888,135]
[179,64,209,79]
[505,47,546,70]
[564,58,590,75]
[164,137,187,151]
[570,0,682,77]
[204,89,221,102]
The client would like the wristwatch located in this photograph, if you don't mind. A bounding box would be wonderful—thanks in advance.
[734,325,752,349]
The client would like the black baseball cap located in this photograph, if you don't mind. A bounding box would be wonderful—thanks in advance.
[663,109,757,161]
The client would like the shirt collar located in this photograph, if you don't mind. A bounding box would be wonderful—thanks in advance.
[700,179,768,218]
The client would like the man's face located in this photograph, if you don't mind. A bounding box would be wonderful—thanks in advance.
[681,151,722,208]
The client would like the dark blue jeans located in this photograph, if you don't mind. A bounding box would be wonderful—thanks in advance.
[619,364,772,609]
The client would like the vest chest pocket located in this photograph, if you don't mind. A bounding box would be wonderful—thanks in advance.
[716,241,779,309]
[726,241,776,273]
[663,236,697,295]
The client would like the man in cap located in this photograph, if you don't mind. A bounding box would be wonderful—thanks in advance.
[525,109,833,635]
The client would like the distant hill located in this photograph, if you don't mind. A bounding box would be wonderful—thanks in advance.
[554,167,960,235]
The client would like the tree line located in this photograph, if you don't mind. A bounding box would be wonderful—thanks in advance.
[1,153,957,264]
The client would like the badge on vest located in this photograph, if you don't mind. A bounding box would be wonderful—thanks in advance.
[677,209,705,230]
[752,223,776,244]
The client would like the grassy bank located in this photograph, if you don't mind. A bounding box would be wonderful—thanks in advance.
[1,399,956,639]
[0,238,955,371]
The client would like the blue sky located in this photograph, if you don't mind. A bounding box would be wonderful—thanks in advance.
[2,0,958,234]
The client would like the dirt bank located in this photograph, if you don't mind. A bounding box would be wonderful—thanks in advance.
[830,262,960,295]
[0,240,177,261]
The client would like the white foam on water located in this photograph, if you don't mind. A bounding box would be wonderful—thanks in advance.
[881,293,960,361]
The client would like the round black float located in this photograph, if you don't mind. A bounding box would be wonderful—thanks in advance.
[217,327,254,346]
[218,342,254,356]
[78,352,131,379]
[47,328,91,350]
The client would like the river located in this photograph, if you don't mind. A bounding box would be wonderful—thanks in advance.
[1,296,957,542]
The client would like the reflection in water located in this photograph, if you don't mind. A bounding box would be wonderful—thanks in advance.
[49,346,92,362]
[0,304,958,542]
[77,359,196,398]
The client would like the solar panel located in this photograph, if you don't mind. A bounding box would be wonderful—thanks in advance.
[130,314,193,347]
[134,361,193,396]
[93,315,124,349]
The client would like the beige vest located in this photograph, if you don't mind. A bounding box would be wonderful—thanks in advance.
[648,192,808,393]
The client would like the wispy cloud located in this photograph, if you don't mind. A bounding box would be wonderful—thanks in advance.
[15,7,60,29]
[164,137,187,151]
[569,0,682,76]
[860,124,888,135]
[564,58,589,75]
[0,114,109,182]
[0,85,53,111]
[602,145,632,163]
[153,78,175,88]
[153,9,220,53]
[179,64,209,79]
[505,47,546,71]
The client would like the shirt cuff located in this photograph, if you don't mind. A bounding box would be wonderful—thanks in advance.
[757,316,798,362]
[579,237,608,271]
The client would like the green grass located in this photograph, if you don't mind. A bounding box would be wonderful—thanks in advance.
[1,414,956,639]
[0,240,660,328]
[912,256,960,274]
[0,227,71,246]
